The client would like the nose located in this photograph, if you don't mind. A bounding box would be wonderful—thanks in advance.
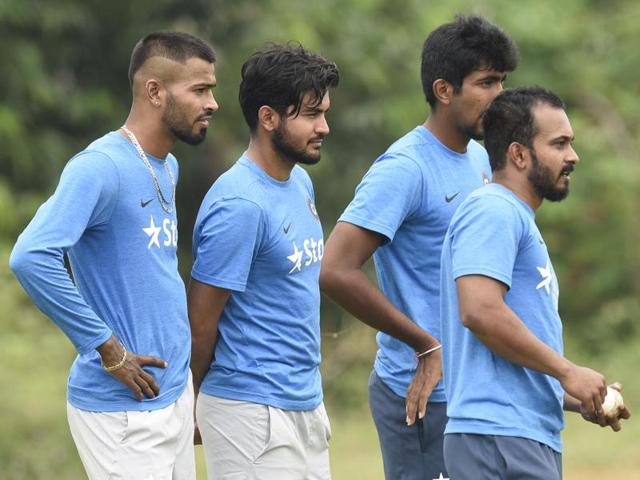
[206,90,219,113]
[316,114,330,135]
[568,144,580,164]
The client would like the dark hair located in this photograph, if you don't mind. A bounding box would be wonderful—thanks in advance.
[483,86,565,171]
[421,15,518,108]
[128,31,216,87]
[239,42,340,132]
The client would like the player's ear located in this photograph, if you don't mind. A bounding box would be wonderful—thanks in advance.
[257,106,280,133]
[507,142,528,170]
[432,79,454,106]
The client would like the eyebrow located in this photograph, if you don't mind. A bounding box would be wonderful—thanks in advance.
[550,134,575,143]
[477,73,507,82]
[302,105,328,113]
[191,81,217,89]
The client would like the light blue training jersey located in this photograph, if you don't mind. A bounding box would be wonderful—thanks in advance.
[192,155,324,411]
[10,131,190,412]
[440,183,565,452]
[339,125,491,400]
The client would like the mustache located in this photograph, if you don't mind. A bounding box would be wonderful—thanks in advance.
[561,164,575,175]
[198,111,214,121]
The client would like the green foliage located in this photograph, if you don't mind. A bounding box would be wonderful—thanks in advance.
[2,0,640,477]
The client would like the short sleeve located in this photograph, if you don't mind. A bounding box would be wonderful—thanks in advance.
[339,153,423,243]
[449,195,524,288]
[192,197,265,292]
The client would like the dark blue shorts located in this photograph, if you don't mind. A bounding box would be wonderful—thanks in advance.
[444,433,562,480]
[368,370,448,480]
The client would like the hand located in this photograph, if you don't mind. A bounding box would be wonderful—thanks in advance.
[193,391,202,445]
[405,347,442,426]
[559,363,607,419]
[98,336,167,401]
[580,382,631,431]
[194,424,203,445]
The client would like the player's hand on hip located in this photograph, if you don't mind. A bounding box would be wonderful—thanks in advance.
[97,336,167,401]
[405,348,442,426]
[560,363,607,419]
[112,352,167,401]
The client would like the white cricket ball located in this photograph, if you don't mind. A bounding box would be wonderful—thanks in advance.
[601,386,624,416]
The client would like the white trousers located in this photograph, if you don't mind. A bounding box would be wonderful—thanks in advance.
[67,375,195,480]
[196,393,332,480]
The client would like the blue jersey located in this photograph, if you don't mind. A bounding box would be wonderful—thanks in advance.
[10,132,190,412]
[440,183,564,452]
[192,155,324,411]
[339,125,491,400]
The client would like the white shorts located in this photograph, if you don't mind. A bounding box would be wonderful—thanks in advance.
[67,374,195,480]
[196,393,331,480]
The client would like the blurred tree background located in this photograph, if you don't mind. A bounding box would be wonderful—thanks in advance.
[1,0,639,478]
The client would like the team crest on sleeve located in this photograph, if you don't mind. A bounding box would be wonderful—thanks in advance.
[307,197,320,221]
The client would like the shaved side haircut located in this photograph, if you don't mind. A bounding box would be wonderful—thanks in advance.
[128,31,216,87]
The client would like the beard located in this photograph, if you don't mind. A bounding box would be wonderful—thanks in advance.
[460,121,484,141]
[272,122,322,165]
[162,93,208,146]
[528,149,570,202]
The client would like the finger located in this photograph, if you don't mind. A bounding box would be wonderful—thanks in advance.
[140,370,160,396]
[417,390,429,420]
[136,355,168,368]
[583,397,596,418]
[609,417,621,432]
[126,379,144,401]
[609,382,622,392]
[593,392,604,418]
[405,395,418,426]
[618,406,631,420]
[135,375,156,399]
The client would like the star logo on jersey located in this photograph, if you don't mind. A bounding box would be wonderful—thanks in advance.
[142,215,161,249]
[287,243,303,273]
[433,474,449,480]
[536,260,552,294]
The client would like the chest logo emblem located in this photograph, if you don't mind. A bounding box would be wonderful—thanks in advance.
[445,192,460,203]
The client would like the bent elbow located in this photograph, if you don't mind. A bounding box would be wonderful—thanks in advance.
[9,242,30,277]
[460,309,489,333]
[319,265,336,294]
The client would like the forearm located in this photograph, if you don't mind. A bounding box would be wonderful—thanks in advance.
[563,392,582,413]
[321,267,437,351]
[10,246,112,353]
[466,303,572,380]
[187,279,228,393]
[190,331,217,394]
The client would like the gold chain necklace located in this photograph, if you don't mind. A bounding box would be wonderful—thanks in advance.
[121,126,176,214]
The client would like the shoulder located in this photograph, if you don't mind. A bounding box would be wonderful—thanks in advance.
[291,165,314,193]
[205,160,266,203]
[466,139,489,160]
[63,147,119,185]
[452,186,526,232]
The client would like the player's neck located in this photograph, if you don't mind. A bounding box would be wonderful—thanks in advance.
[246,136,294,181]
[121,109,176,159]
[424,114,469,153]
[493,171,543,211]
